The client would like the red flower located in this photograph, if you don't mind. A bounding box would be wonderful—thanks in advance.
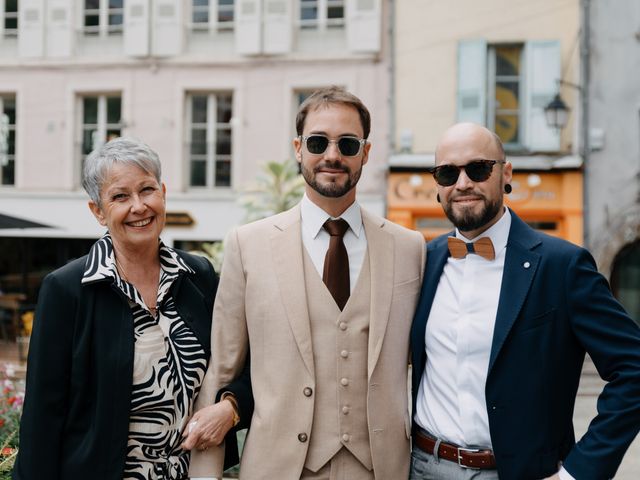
[7,396,16,405]
[1,447,15,456]
[0,418,4,427]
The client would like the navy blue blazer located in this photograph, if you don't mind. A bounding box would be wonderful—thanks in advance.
[411,210,640,480]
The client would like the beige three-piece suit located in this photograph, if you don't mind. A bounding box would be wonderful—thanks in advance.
[190,203,425,479]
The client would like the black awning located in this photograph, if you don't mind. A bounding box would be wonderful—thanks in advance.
[0,213,51,229]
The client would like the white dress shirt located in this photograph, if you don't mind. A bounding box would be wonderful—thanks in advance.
[415,208,511,448]
[300,193,367,291]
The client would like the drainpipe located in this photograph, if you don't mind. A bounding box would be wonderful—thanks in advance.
[581,0,591,248]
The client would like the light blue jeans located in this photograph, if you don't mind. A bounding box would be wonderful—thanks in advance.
[409,445,500,480]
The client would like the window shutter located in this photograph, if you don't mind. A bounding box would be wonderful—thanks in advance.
[18,0,45,58]
[263,0,291,54]
[152,0,183,56]
[347,0,381,53]
[524,40,561,152]
[235,0,262,55]
[124,0,150,57]
[47,0,73,57]
[456,40,487,124]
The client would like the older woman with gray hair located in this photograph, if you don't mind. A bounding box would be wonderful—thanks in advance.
[14,137,252,480]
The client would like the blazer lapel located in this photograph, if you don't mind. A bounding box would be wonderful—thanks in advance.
[363,210,394,379]
[271,205,315,378]
[488,212,542,373]
[410,235,449,376]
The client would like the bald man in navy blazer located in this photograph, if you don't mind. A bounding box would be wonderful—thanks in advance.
[410,123,640,480]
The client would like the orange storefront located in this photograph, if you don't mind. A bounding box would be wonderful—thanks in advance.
[387,170,583,245]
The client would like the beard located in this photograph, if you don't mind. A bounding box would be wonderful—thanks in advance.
[301,158,363,198]
[443,192,503,233]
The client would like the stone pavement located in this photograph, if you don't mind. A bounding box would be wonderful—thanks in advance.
[574,357,640,479]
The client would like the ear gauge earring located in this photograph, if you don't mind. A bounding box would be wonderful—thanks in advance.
[436,193,441,203]
[504,184,513,194]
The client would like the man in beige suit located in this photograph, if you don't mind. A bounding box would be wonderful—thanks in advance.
[187,86,425,479]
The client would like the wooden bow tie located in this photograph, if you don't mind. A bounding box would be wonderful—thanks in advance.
[447,236,496,261]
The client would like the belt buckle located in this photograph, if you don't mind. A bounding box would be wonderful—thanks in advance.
[457,446,480,470]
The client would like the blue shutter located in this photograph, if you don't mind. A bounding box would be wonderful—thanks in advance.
[524,40,561,152]
[457,40,487,124]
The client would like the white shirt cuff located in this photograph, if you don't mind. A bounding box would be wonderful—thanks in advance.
[558,466,576,480]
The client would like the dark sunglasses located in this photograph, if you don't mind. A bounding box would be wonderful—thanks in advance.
[301,134,366,157]
[430,159,506,187]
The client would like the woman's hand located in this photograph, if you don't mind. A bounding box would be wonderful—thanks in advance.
[181,400,236,451]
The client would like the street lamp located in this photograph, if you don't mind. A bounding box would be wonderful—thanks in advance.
[544,93,571,130]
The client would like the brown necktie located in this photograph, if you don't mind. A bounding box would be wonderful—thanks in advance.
[447,236,496,261]
[323,218,350,310]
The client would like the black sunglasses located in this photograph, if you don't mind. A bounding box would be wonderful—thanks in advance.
[430,159,506,187]
[301,135,366,157]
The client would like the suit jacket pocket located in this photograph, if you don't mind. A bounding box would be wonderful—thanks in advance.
[511,307,557,336]
[393,276,421,299]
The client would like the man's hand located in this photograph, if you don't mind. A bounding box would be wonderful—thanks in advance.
[181,400,236,451]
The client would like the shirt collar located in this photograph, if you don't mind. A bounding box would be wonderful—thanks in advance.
[300,193,363,239]
[455,207,511,256]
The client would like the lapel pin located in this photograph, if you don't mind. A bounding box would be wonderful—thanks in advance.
[523,261,531,269]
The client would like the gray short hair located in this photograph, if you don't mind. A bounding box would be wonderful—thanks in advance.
[82,137,161,205]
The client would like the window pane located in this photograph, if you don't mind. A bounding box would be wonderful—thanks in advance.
[82,129,96,154]
[216,128,231,155]
[495,46,521,76]
[327,6,343,19]
[5,18,17,30]
[194,0,209,6]
[216,95,232,123]
[495,81,519,111]
[2,159,14,185]
[190,129,207,154]
[215,159,231,187]
[85,14,100,27]
[219,0,234,5]
[495,114,519,145]
[85,0,100,9]
[7,130,15,155]
[218,9,234,23]
[6,0,17,13]
[109,14,124,26]
[611,242,640,324]
[191,160,207,186]
[193,10,209,23]
[106,130,121,142]
[106,97,121,124]
[83,97,98,124]
[301,6,317,21]
[109,0,124,8]
[192,96,208,123]
[3,99,16,124]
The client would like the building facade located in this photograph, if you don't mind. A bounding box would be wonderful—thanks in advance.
[586,0,640,321]
[388,0,584,245]
[0,0,389,304]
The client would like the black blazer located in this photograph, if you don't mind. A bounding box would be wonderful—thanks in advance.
[411,211,640,480]
[14,249,252,480]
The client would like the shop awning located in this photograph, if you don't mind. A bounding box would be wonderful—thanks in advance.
[0,213,52,229]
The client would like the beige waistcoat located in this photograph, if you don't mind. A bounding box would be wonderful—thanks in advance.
[303,249,373,472]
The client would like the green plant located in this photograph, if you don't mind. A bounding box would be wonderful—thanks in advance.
[0,364,23,477]
[239,159,305,223]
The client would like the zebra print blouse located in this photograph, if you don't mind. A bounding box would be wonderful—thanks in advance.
[82,234,208,479]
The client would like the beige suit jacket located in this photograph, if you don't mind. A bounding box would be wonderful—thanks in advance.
[190,204,425,479]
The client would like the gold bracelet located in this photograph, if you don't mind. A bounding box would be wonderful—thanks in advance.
[221,392,240,427]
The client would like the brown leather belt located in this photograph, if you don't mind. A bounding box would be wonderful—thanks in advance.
[413,429,497,470]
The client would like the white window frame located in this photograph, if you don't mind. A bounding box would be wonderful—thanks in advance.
[83,0,124,36]
[78,93,123,176]
[299,0,344,30]
[190,0,235,33]
[1,0,18,38]
[186,92,233,189]
[0,95,16,186]
[487,43,525,150]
